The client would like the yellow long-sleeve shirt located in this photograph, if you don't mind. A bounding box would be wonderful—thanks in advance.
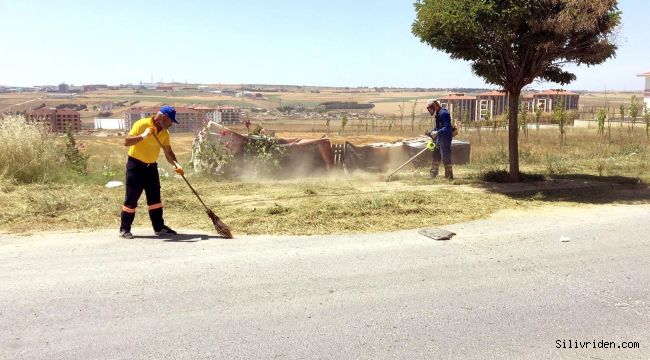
[127,117,171,164]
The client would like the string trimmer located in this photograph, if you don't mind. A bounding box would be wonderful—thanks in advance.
[385,139,436,182]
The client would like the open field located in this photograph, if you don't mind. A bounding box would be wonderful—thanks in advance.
[2,88,644,127]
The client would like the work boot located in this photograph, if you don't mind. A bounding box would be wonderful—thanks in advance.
[155,225,177,235]
[444,164,454,180]
[430,161,440,178]
[119,230,134,239]
[148,207,165,231]
[120,209,136,234]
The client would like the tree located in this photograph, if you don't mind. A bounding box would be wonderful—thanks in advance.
[398,101,405,132]
[554,97,567,146]
[519,103,529,140]
[476,116,482,144]
[618,104,625,143]
[500,109,509,130]
[619,104,626,122]
[340,115,348,135]
[410,99,418,132]
[63,125,89,174]
[462,111,471,133]
[535,106,543,133]
[597,108,607,137]
[629,95,640,130]
[644,105,650,139]
[412,0,620,181]
[607,106,612,141]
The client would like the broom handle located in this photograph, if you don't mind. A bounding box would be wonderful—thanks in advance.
[179,173,210,212]
[151,132,210,212]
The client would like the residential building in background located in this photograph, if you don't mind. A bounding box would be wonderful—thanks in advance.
[124,106,219,133]
[527,89,579,113]
[26,108,81,132]
[438,93,476,123]
[437,89,580,122]
[475,90,509,121]
[214,106,241,124]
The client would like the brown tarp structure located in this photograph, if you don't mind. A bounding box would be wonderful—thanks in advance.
[192,122,470,176]
[343,140,470,173]
[276,137,334,173]
[192,123,333,175]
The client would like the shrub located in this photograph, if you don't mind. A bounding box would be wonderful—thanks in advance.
[0,115,92,183]
[191,131,286,179]
[191,139,235,178]
[63,126,89,174]
[0,115,63,183]
[243,137,285,177]
[545,153,572,175]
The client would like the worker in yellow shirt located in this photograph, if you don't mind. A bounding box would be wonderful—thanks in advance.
[119,105,184,239]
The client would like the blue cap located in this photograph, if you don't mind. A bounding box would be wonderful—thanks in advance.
[159,105,177,123]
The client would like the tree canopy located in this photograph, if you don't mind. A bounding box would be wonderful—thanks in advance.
[412,0,621,180]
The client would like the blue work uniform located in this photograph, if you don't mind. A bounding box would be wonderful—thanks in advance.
[432,108,453,165]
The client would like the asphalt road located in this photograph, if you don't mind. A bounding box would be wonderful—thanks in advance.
[1,204,649,359]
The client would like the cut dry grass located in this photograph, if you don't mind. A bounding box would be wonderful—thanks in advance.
[1,120,648,235]
[3,174,647,235]
[163,178,539,235]
[0,176,538,235]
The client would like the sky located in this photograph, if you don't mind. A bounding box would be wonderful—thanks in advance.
[0,0,648,91]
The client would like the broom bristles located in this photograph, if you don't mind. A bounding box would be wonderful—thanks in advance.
[207,209,233,239]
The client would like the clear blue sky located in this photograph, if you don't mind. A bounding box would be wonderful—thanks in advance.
[1,0,647,91]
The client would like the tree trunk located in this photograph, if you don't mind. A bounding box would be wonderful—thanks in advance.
[508,90,521,182]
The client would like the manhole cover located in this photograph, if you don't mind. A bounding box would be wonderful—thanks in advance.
[418,228,456,240]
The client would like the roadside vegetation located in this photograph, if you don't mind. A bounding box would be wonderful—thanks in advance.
[0,116,89,183]
[0,114,648,235]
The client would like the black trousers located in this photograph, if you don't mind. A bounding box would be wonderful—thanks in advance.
[120,157,166,232]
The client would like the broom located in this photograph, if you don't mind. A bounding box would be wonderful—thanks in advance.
[152,132,233,238]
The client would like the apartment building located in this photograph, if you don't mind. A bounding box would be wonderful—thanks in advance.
[438,93,477,123]
[437,89,579,122]
[26,108,81,132]
[525,90,579,113]
[214,106,241,124]
[124,106,217,133]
